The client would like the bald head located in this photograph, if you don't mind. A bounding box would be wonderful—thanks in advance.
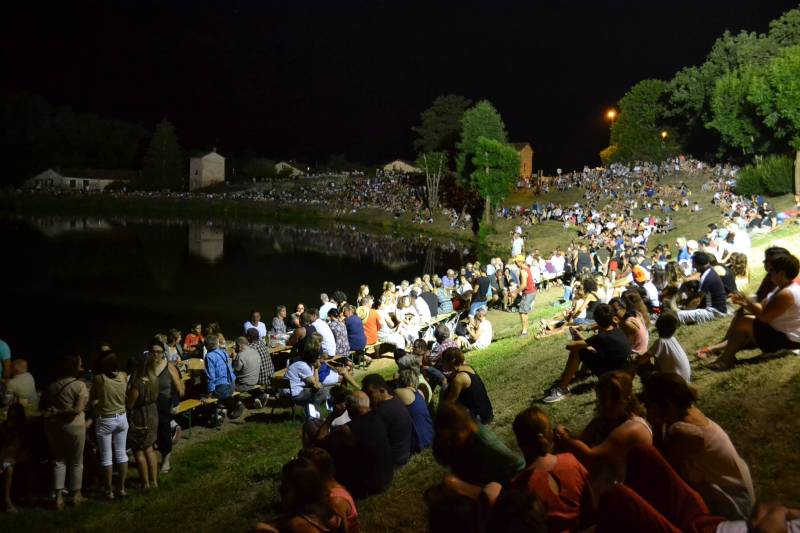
[345,390,371,418]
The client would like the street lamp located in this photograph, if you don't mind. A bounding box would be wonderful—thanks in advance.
[660,131,668,140]
[606,109,617,121]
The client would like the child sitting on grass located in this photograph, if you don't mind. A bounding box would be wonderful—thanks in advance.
[631,311,691,383]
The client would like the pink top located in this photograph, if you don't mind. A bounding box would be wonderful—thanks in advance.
[330,486,359,533]
[627,314,649,354]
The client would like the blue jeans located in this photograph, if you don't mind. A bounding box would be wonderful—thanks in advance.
[469,300,488,316]
[213,383,234,400]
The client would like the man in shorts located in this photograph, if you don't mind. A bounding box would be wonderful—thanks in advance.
[515,255,537,336]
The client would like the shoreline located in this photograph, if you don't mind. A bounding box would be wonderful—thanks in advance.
[0,191,480,245]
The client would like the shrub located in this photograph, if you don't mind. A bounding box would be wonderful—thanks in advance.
[735,154,794,196]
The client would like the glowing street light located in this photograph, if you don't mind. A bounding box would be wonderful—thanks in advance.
[606,109,617,121]
[660,130,668,140]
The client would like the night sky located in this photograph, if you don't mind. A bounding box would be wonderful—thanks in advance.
[4,0,798,172]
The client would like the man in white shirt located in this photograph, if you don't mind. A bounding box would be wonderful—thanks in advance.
[511,228,524,258]
[311,308,338,358]
[457,308,493,351]
[632,266,660,308]
[318,293,337,322]
[243,310,267,339]
[411,289,431,324]
[6,359,38,414]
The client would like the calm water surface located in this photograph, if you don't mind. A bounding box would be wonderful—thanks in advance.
[1,215,474,379]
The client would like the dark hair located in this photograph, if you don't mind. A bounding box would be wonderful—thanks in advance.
[167,328,181,343]
[245,327,260,342]
[764,246,791,259]
[99,352,119,378]
[485,485,547,533]
[428,493,483,533]
[412,338,429,354]
[279,458,333,521]
[327,307,340,319]
[512,407,552,458]
[655,311,679,338]
[597,370,644,418]
[770,253,799,279]
[301,311,314,325]
[592,303,614,328]
[58,354,83,379]
[361,373,388,392]
[297,447,335,480]
[692,251,710,267]
[441,347,465,367]
[643,372,697,417]
[582,277,598,293]
[332,290,347,304]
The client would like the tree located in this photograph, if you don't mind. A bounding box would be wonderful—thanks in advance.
[749,45,800,150]
[604,80,680,163]
[413,95,473,155]
[471,137,519,226]
[456,100,508,186]
[767,7,800,47]
[413,95,472,211]
[416,151,447,210]
[707,66,773,156]
[143,119,184,190]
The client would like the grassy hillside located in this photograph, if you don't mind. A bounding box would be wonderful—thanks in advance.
[2,186,798,532]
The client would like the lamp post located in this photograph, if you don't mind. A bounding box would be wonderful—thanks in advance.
[606,109,618,122]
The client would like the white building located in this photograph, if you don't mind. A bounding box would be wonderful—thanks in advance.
[383,160,420,174]
[274,161,306,177]
[23,169,127,191]
[189,151,225,191]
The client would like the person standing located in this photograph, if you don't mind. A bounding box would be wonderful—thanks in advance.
[89,352,129,500]
[516,255,537,336]
[154,345,185,474]
[511,227,525,258]
[127,343,161,489]
[42,355,89,509]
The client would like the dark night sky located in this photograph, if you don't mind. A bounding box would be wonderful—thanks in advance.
[4,0,798,172]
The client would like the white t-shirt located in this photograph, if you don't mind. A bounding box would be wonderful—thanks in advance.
[652,336,692,383]
[511,236,524,257]
[642,281,660,307]
[414,297,432,324]
[285,361,313,397]
[473,320,493,349]
[312,318,338,358]
[243,320,267,339]
[7,372,39,413]
[318,302,337,321]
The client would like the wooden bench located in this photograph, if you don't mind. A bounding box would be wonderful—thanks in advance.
[174,397,218,437]
[267,377,302,421]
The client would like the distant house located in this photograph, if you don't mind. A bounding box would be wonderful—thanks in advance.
[383,159,421,174]
[274,161,307,177]
[511,143,534,179]
[189,150,225,191]
[23,169,130,191]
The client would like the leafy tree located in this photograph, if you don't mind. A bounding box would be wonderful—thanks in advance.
[143,119,184,190]
[707,66,773,155]
[243,158,277,180]
[456,100,508,187]
[767,7,800,47]
[749,45,800,150]
[416,151,447,210]
[736,154,794,195]
[471,137,519,226]
[605,80,680,163]
[413,95,473,156]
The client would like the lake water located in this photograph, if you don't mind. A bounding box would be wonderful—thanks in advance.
[0,215,475,379]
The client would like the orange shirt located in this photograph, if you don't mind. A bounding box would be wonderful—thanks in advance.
[363,309,380,345]
[510,453,589,533]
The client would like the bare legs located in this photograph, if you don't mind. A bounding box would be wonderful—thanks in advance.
[103,462,128,498]
[520,312,529,336]
[711,315,755,370]
[134,447,158,489]
[2,465,15,512]
[557,349,583,390]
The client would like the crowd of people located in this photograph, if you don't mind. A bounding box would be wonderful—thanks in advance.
[2,157,800,531]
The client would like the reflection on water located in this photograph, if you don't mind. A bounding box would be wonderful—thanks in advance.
[188,225,224,263]
[2,214,474,379]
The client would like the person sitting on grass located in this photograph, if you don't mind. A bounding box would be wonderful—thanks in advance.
[710,252,800,370]
[608,296,649,356]
[676,252,729,325]
[538,278,598,338]
[361,374,413,468]
[312,391,394,499]
[457,308,493,352]
[432,401,525,488]
[298,447,360,533]
[643,372,755,520]
[544,304,631,403]
[254,457,347,533]
[440,348,494,425]
[630,311,691,383]
[508,407,594,531]
[392,355,434,453]
[554,371,653,499]
[696,246,792,359]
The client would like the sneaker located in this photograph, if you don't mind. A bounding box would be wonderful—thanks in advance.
[543,386,569,403]
[519,331,529,337]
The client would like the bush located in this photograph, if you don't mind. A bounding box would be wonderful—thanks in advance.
[735,155,795,196]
